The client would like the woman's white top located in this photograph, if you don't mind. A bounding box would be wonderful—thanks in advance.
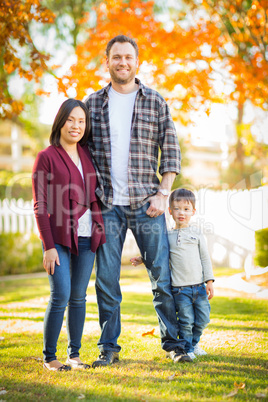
[77,158,92,237]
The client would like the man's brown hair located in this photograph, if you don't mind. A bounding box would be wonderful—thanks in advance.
[106,35,139,57]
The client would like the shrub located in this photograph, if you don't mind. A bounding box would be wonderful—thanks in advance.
[0,171,32,200]
[0,232,43,276]
[254,228,268,268]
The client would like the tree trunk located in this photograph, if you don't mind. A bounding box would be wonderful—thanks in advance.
[234,101,245,179]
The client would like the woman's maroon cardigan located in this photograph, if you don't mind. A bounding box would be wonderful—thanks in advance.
[32,143,105,255]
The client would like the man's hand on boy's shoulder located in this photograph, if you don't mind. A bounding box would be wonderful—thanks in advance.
[206,280,214,300]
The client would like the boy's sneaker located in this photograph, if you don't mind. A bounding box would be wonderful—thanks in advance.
[187,352,196,360]
[166,346,192,363]
[193,345,207,356]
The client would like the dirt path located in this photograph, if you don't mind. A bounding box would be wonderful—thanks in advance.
[1,270,267,335]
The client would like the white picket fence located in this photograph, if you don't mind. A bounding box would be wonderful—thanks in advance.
[0,186,267,269]
[126,185,268,269]
[0,198,38,234]
[192,185,268,268]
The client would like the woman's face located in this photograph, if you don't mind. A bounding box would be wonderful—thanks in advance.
[60,106,86,148]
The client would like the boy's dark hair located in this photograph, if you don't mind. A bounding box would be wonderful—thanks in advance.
[49,98,90,147]
[106,35,139,57]
[169,188,196,209]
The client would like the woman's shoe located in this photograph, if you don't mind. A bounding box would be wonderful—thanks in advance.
[43,362,71,371]
[66,357,91,369]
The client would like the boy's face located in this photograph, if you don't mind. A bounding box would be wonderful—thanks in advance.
[169,199,196,229]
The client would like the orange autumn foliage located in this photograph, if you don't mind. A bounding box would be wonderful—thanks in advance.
[180,0,268,176]
[0,0,55,119]
[59,0,221,115]
[60,0,268,120]
[184,0,268,110]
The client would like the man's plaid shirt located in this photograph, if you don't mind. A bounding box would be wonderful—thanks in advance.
[84,78,181,210]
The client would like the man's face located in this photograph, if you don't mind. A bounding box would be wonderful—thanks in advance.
[106,42,138,85]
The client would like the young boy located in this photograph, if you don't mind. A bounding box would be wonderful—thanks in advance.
[131,188,214,359]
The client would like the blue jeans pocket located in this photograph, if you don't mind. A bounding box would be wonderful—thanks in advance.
[198,284,208,298]
[171,287,182,296]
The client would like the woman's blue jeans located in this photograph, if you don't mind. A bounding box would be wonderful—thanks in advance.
[43,237,95,363]
[172,284,211,353]
[95,203,186,353]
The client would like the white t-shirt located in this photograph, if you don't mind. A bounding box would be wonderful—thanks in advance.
[108,86,138,205]
[77,158,92,237]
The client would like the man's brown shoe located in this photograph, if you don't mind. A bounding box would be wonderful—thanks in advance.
[166,347,192,363]
[92,351,119,368]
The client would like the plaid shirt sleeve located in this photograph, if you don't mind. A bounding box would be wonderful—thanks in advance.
[158,100,181,176]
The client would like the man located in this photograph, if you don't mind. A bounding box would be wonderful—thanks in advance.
[85,35,191,367]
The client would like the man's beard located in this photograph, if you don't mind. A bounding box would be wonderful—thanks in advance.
[109,68,136,85]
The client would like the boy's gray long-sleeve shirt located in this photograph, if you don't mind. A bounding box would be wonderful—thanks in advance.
[168,226,215,287]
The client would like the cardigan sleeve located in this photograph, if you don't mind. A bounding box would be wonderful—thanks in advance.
[32,151,55,251]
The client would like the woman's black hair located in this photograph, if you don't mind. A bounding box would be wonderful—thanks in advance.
[49,98,90,146]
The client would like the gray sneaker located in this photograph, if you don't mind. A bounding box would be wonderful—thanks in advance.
[193,345,207,356]
[187,352,196,360]
[92,351,119,368]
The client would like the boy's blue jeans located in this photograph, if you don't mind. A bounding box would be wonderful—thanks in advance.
[172,284,211,353]
[43,238,95,363]
[95,203,185,353]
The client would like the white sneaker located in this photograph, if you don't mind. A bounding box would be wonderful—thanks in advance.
[187,352,196,359]
[193,345,207,356]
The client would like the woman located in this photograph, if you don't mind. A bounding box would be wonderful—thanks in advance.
[32,99,105,371]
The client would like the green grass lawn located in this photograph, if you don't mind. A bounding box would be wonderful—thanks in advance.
[0,267,267,401]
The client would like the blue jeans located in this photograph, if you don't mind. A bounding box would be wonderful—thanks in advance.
[95,203,185,353]
[172,284,211,353]
[43,238,95,363]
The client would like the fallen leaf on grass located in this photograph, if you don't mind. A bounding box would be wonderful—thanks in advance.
[142,329,155,337]
[31,356,42,361]
[234,382,246,389]
[134,392,147,402]
[167,373,177,381]
[224,389,238,398]
[223,383,246,399]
